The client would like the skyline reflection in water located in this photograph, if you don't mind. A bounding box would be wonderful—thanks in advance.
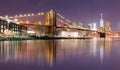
[0,38,119,70]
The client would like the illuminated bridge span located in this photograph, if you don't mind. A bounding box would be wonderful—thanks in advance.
[6,10,107,38]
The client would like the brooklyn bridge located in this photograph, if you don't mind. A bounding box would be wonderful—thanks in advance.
[0,10,113,38]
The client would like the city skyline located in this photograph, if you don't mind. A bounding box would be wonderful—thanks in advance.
[0,0,119,31]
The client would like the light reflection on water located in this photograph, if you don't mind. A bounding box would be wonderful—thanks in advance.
[0,38,120,70]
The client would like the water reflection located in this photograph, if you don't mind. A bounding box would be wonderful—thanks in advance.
[0,40,57,66]
[0,38,118,68]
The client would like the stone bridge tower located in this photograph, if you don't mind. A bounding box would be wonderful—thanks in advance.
[45,10,56,37]
[105,20,112,36]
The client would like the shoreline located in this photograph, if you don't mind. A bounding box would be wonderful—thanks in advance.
[0,36,93,41]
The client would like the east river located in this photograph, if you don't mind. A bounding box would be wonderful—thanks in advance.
[0,38,120,70]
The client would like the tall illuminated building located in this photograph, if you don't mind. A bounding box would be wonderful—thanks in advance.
[93,23,97,30]
[100,13,104,28]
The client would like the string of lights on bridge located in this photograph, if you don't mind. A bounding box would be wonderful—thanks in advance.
[0,10,94,31]
[4,12,45,19]
[1,14,90,31]
[57,13,72,25]
[0,12,47,25]
[2,11,73,26]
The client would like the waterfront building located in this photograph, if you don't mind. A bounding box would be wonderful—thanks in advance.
[92,23,97,31]
[0,17,27,37]
[61,31,78,37]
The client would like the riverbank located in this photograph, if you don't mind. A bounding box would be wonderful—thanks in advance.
[0,36,93,41]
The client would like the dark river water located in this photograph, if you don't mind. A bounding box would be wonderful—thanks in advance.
[0,38,120,70]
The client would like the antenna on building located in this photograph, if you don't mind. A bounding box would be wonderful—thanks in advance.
[101,13,103,19]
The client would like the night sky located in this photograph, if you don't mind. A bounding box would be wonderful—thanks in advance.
[0,0,120,31]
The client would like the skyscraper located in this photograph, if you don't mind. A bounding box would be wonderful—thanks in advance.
[100,13,104,28]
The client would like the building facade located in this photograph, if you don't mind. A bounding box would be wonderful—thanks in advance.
[0,17,27,37]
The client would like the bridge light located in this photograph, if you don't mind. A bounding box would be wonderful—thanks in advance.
[50,9,53,12]
[57,13,61,17]
[31,13,34,16]
[38,22,42,25]
[5,15,8,18]
[28,14,31,16]
[24,14,27,17]
[57,13,59,16]
[38,13,41,15]
[19,14,23,17]
[10,17,13,19]
[62,16,64,18]
[26,20,29,24]
[41,12,44,15]
[20,21,23,23]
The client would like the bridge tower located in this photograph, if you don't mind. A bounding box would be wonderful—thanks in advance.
[105,20,112,36]
[45,10,56,37]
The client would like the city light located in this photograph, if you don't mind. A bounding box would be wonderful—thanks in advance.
[38,13,41,15]
[31,13,34,16]
[26,20,29,24]
[61,31,78,37]
[20,21,23,23]
[41,12,44,15]
[27,31,35,34]
[14,19,18,22]
[7,19,10,23]
[92,23,97,31]
[28,14,31,16]
[19,14,23,17]
[0,10,115,38]
[24,14,27,17]
[38,22,42,25]
[5,15,8,18]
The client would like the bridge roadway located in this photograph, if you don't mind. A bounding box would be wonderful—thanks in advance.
[20,23,106,38]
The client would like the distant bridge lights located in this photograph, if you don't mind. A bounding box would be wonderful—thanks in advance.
[27,14,31,16]
[24,14,27,17]
[19,14,23,17]
[41,12,44,15]
[31,13,34,16]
